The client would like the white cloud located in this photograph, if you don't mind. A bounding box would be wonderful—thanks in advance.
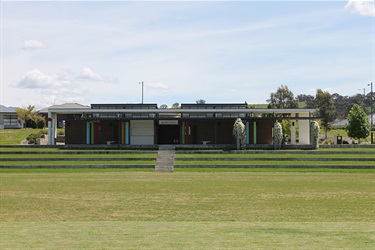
[147,82,169,91]
[345,0,375,16]
[18,69,54,88]
[21,40,45,50]
[77,67,118,83]
[78,67,104,82]
[15,69,86,107]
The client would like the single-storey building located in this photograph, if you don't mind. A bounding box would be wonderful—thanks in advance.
[0,105,22,129]
[39,103,90,128]
[47,103,316,148]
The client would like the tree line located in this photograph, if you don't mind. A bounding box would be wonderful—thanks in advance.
[269,84,374,119]
[269,85,373,142]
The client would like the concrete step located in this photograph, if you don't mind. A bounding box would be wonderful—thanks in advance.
[155,146,175,172]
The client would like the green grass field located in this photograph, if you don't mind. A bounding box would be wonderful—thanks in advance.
[1,169,374,249]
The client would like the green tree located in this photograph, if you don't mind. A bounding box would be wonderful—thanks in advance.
[196,99,206,104]
[16,105,37,128]
[270,85,298,109]
[32,115,46,129]
[315,89,336,139]
[346,104,370,144]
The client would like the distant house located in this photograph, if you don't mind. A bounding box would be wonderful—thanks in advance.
[0,105,22,129]
[331,114,375,128]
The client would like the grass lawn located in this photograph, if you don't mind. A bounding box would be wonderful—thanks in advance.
[0,129,37,145]
[1,169,374,249]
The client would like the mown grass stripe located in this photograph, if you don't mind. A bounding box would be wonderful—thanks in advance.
[174,160,375,166]
[175,157,375,161]
[0,165,155,169]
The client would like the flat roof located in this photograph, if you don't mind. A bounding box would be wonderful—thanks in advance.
[48,107,315,115]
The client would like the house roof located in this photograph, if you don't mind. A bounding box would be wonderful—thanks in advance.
[39,103,90,113]
[331,114,375,127]
[0,105,17,114]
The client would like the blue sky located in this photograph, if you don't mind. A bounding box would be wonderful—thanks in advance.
[1,0,374,109]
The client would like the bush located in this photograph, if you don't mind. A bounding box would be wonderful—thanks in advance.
[323,139,334,145]
[57,129,65,136]
[27,130,47,144]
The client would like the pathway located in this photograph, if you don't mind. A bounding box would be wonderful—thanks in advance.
[155,145,175,172]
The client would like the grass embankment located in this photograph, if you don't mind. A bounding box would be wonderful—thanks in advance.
[0,128,64,145]
[0,149,157,167]
[174,148,375,168]
[1,170,374,249]
[0,148,374,168]
[0,129,36,144]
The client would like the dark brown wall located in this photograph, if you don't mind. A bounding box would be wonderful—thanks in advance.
[186,119,236,144]
[64,118,274,145]
[65,120,85,144]
[100,121,117,144]
[256,120,273,144]
[215,120,236,144]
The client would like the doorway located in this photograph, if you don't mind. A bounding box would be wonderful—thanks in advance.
[158,125,180,144]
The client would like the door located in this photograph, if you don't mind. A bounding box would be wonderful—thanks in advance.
[158,125,180,144]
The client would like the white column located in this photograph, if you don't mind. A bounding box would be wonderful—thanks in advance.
[299,113,310,145]
[48,112,57,145]
[291,120,296,144]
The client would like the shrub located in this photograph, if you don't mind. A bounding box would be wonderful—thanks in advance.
[323,139,334,145]
[273,122,283,150]
[57,129,65,136]
[310,121,320,148]
[27,130,47,144]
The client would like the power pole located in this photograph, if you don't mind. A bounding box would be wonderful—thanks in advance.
[139,81,144,104]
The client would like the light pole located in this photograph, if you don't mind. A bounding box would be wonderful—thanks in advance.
[139,81,144,104]
[368,82,373,144]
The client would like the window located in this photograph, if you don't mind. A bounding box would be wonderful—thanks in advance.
[3,115,18,126]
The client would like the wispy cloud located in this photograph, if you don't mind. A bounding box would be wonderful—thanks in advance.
[21,40,45,50]
[147,82,169,91]
[17,68,118,89]
[15,69,85,106]
[345,0,375,16]
[77,68,119,84]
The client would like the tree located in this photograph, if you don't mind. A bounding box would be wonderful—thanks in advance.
[32,115,46,129]
[233,118,245,150]
[332,93,349,119]
[346,104,370,144]
[270,85,298,109]
[315,89,336,139]
[16,105,37,128]
[296,94,315,108]
[159,104,168,109]
[172,103,180,108]
[196,99,206,104]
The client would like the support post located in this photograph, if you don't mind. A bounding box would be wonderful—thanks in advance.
[246,121,250,145]
[47,112,57,145]
[291,120,296,144]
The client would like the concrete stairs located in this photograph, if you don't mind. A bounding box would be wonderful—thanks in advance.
[155,145,175,172]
